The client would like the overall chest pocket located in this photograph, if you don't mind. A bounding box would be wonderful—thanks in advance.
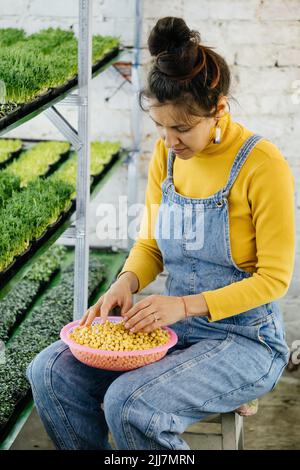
[154,200,205,262]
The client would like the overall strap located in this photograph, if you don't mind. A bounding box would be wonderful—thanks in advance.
[222,134,263,197]
[167,148,175,178]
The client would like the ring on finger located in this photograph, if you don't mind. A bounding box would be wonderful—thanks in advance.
[152,312,159,323]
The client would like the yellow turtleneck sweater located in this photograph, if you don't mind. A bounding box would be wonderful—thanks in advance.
[119,112,296,322]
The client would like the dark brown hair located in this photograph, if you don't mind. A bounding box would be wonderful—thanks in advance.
[140,17,232,121]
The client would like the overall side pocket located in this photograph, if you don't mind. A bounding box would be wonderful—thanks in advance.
[164,275,173,296]
[256,318,276,358]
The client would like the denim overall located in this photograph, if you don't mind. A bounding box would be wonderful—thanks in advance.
[27,135,290,450]
[155,134,290,354]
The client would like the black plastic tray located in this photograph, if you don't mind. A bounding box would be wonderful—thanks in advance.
[0,199,76,288]
[91,150,121,189]
[0,147,23,170]
[1,270,59,343]
[0,149,125,291]
[40,149,72,180]
[0,46,120,133]
[0,391,32,444]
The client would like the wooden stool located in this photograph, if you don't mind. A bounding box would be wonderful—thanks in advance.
[107,400,258,450]
[108,412,244,450]
[182,412,244,450]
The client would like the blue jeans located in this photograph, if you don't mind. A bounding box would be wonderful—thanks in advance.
[26,312,289,450]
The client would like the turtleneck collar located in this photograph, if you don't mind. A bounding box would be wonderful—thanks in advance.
[193,111,239,158]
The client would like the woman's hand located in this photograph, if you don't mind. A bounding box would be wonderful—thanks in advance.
[123,295,186,333]
[79,272,138,327]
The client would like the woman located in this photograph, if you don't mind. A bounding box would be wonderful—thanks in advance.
[27,17,295,450]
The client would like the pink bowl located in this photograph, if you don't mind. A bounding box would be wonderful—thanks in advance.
[60,316,178,371]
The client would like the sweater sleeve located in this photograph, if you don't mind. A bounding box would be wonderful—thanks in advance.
[117,140,164,292]
[202,158,296,322]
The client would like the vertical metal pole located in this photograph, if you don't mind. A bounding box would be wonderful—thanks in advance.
[74,0,92,320]
[127,0,143,250]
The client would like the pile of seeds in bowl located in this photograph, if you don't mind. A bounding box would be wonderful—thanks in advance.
[70,320,170,351]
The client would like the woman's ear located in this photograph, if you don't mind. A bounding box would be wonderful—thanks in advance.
[215,96,228,118]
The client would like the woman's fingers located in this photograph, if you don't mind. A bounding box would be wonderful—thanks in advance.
[124,305,156,331]
[79,287,133,327]
[121,297,133,317]
[84,306,98,327]
[79,311,89,326]
[100,297,117,323]
[129,312,158,333]
[124,298,152,321]
[80,297,103,326]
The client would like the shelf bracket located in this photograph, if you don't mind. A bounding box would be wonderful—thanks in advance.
[44,106,82,151]
[59,94,82,106]
[61,227,77,239]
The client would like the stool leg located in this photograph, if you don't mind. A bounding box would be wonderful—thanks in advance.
[237,417,245,450]
[221,413,244,450]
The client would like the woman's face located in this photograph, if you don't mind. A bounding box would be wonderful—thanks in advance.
[149,101,218,159]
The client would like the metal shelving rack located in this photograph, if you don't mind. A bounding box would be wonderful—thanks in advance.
[71,0,142,317]
[73,0,92,319]
[0,149,128,301]
[0,0,143,449]
[128,0,143,251]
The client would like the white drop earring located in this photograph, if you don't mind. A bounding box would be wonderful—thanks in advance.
[214,119,221,144]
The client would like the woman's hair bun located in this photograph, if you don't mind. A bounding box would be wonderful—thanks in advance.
[148,17,197,55]
[141,17,231,115]
[148,17,201,78]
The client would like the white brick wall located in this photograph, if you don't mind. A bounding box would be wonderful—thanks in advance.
[3,1,298,163]
[1,0,299,342]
